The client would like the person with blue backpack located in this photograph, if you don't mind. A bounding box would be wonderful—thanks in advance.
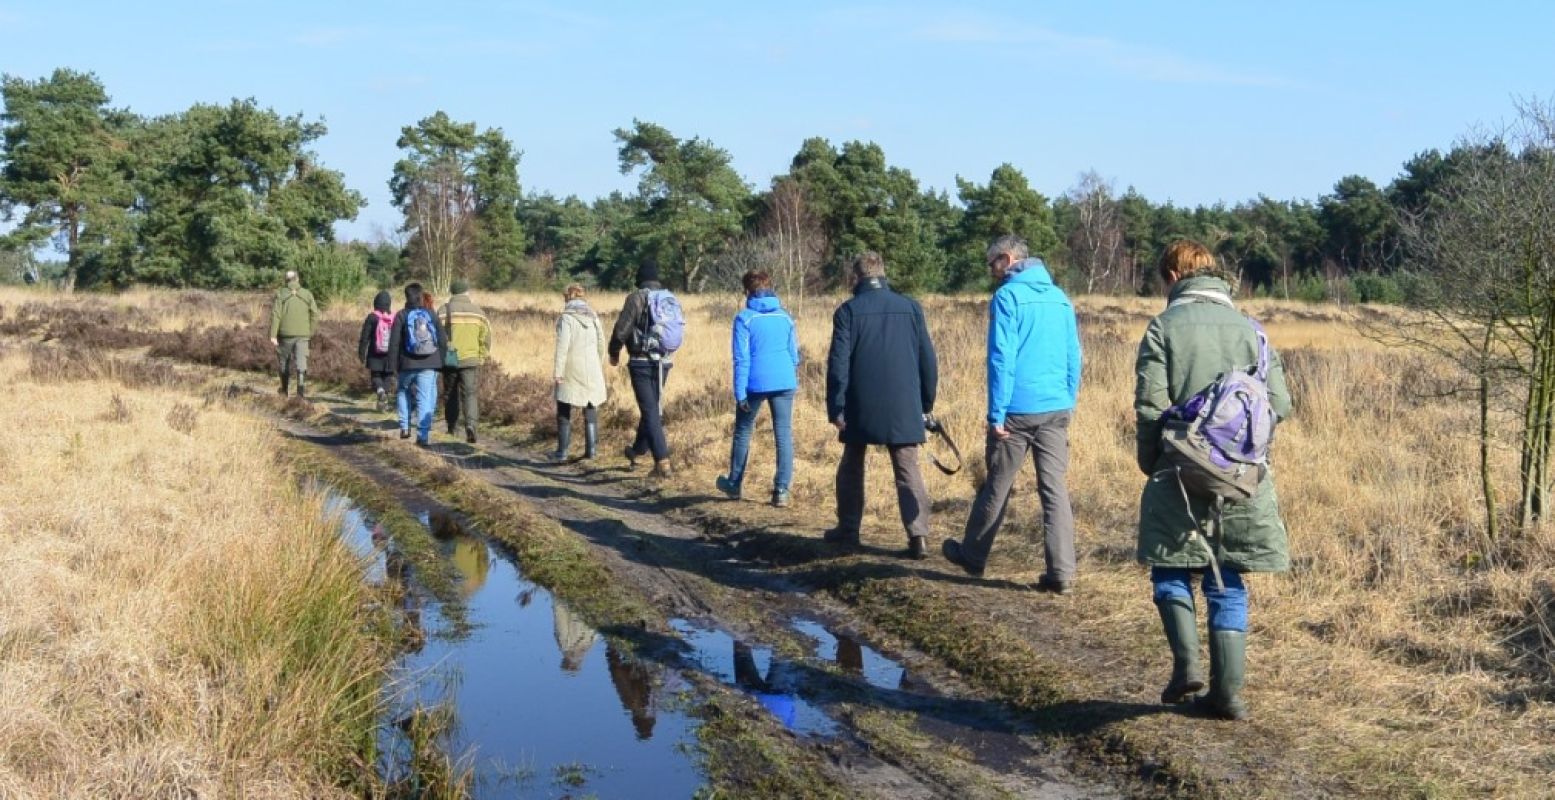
[1135,240,1292,722]
[386,282,446,446]
[941,235,1082,595]
[609,261,685,479]
[716,270,800,507]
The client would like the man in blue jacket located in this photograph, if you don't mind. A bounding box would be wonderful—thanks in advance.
[824,251,939,558]
[943,235,1082,594]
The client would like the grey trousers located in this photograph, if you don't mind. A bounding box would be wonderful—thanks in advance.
[276,337,309,376]
[835,442,931,541]
[959,410,1076,580]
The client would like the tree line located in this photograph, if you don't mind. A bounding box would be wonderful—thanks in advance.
[0,68,1480,301]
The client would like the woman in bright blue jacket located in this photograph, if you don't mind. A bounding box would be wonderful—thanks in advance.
[717,270,800,507]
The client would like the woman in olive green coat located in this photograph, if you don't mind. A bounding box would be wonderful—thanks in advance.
[1134,240,1292,721]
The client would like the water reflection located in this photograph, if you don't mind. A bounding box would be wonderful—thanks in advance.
[732,641,799,729]
[327,491,703,798]
[792,619,908,691]
[670,619,840,737]
[605,643,657,740]
[552,602,598,674]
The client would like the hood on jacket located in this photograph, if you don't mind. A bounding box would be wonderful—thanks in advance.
[373,290,392,312]
[563,298,598,321]
[1004,258,1056,291]
[745,291,782,313]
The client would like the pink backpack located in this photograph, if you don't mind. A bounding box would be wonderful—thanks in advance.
[370,310,393,354]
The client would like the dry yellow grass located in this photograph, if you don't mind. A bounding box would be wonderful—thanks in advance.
[0,348,385,799]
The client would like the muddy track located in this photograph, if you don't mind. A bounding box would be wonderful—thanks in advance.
[274,390,1121,800]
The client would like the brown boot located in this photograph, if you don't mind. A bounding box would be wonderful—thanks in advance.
[650,460,674,479]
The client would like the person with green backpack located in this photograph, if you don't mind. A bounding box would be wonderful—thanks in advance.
[1135,240,1293,722]
[268,270,319,398]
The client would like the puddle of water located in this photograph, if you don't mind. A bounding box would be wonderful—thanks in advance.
[792,619,908,691]
[318,484,386,582]
[670,619,841,738]
[327,493,703,798]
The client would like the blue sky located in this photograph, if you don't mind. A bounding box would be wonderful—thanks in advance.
[4,0,1552,241]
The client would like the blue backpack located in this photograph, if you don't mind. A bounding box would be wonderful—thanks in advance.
[404,308,439,356]
[636,288,685,356]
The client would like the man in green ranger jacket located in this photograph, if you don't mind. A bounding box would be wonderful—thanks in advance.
[269,270,319,397]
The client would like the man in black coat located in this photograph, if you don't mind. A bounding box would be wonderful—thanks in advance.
[824,251,939,558]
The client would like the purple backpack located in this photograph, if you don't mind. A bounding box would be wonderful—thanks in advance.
[1159,305,1276,502]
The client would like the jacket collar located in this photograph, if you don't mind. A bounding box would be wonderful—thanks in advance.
[1004,258,1054,288]
[1168,275,1234,304]
[853,276,889,295]
[637,281,663,291]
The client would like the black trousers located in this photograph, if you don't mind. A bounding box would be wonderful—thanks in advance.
[626,360,672,461]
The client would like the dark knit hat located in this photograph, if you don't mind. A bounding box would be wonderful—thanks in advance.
[450,278,470,295]
[372,290,392,312]
[636,259,660,287]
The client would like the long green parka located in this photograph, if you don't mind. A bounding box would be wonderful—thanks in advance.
[1134,276,1293,573]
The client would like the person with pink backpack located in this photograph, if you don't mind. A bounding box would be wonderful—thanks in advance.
[357,290,396,411]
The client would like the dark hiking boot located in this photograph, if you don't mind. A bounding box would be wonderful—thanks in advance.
[905,536,928,560]
[295,373,307,398]
[551,419,572,461]
[940,539,986,578]
[466,429,477,445]
[1156,597,1206,704]
[771,489,790,508]
[584,422,598,460]
[623,445,640,468]
[1034,574,1073,596]
[1200,630,1250,721]
[823,527,861,547]
[399,428,411,440]
[279,372,289,396]
[650,460,674,479]
[715,475,741,500]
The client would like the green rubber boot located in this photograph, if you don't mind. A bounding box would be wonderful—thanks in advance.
[1202,630,1250,721]
[1156,596,1205,704]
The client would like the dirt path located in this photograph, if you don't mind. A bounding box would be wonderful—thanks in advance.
[283,390,1122,800]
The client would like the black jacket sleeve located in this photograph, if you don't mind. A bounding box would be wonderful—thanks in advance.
[914,301,938,414]
[609,290,644,362]
[358,315,373,364]
[387,311,404,373]
[825,303,852,422]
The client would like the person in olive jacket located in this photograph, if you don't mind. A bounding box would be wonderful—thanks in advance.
[268,269,319,397]
[823,251,939,559]
[358,290,396,411]
[1135,240,1292,722]
[386,282,446,446]
[437,279,493,444]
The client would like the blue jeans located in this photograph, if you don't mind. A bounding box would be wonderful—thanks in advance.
[1151,566,1248,632]
[396,368,438,443]
[727,390,794,493]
